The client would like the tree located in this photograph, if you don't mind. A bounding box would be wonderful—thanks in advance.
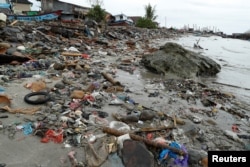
[86,4,106,23]
[136,3,158,29]
[86,0,104,6]
[145,3,157,21]
[136,18,157,29]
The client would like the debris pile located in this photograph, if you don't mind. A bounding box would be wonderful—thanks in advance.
[0,21,249,167]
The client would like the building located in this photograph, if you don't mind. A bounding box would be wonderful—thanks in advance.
[245,29,250,34]
[231,33,250,40]
[37,0,90,19]
[129,16,142,25]
[108,14,134,26]
[11,0,32,14]
[0,0,12,14]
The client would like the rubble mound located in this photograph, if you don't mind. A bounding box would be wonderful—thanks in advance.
[141,42,221,78]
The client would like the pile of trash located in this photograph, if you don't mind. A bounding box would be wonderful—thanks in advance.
[0,20,249,167]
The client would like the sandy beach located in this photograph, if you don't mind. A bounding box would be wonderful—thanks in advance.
[0,23,249,167]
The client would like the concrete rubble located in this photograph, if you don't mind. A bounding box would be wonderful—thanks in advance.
[0,21,249,167]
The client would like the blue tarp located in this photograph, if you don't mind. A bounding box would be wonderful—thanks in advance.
[0,3,11,8]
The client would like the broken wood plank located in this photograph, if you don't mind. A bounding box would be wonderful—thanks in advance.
[101,72,121,86]
[61,52,82,57]
[136,126,175,132]
[35,30,52,41]
[103,127,186,156]
[10,20,18,26]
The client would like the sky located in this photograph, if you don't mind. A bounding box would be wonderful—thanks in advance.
[29,0,250,35]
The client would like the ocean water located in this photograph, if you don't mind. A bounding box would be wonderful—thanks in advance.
[165,35,250,102]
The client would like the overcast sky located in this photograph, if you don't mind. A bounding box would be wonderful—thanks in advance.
[30,0,250,34]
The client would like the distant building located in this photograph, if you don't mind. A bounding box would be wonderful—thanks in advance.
[0,0,12,14]
[232,33,242,37]
[11,0,33,14]
[37,0,90,18]
[188,28,194,32]
[245,29,250,34]
[129,16,142,25]
[231,33,250,40]
[108,14,134,26]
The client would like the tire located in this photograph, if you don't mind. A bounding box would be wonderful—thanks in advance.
[24,92,50,105]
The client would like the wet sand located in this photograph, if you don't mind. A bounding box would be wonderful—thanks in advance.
[0,35,249,166]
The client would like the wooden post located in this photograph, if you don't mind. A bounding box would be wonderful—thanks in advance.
[101,72,121,86]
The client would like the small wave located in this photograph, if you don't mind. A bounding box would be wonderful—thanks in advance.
[222,64,250,71]
[221,47,244,54]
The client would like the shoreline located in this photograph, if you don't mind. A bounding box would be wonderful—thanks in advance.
[0,23,249,166]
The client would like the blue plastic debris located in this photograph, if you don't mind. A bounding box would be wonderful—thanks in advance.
[159,141,188,167]
[22,122,33,135]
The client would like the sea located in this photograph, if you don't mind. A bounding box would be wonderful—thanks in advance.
[165,34,250,103]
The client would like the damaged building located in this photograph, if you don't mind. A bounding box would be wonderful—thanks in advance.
[37,0,90,20]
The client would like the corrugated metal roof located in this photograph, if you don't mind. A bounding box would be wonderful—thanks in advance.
[58,0,91,8]
[11,0,32,4]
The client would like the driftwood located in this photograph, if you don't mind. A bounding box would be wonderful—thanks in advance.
[105,86,124,93]
[142,105,186,125]
[173,114,177,127]
[61,52,82,57]
[10,20,18,26]
[103,127,186,156]
[35,30,52,41]
[101,72,121,86]
[136,126,175,133]
[1,106,41,115]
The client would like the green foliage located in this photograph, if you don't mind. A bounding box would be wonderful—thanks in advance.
[135,18,157,29]
[145,3,157,21]
[87,5,106,23]
[87,0,103,6]
[135,3,158,29]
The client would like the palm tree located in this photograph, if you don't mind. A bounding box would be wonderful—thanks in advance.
[87,0,104,6]
[144,3,157,21]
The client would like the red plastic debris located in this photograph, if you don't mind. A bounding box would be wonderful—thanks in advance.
[82,54,90,59]
[232,124,239,133]
[83,94,95,102]
[41,129,64,143]
[69,101,81,110]
[146,133,153,140]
